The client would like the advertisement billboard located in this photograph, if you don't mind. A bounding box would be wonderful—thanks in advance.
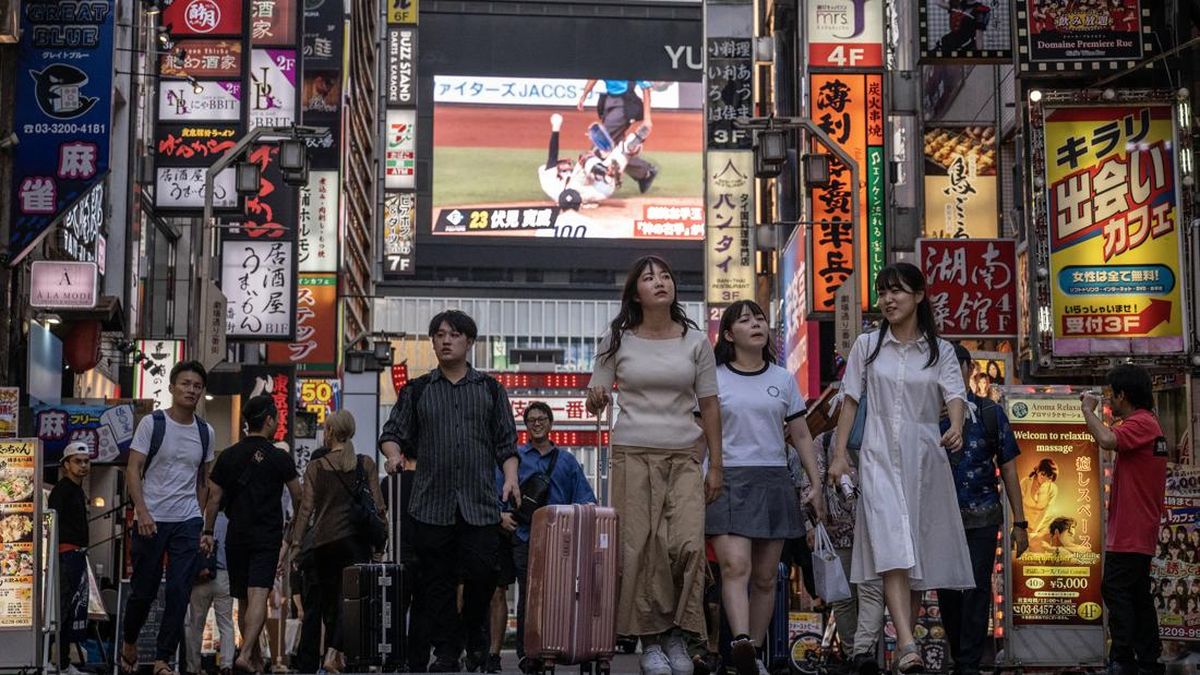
[386,109,416,190]
[220,240,296,340]
[1040,103,1185,354]
[922,125,998,238]
[241,365,296,450]
[781,226,819,398]
[386,28,416,107]
[0,439,37,628]
[917,238,1017,338]
[249,49,297,128]
[809,73,885,312]
[918,0,1012,62]
[1154,466,1200,642]
[164,0,243,36]
[1006,393,1103,627]
[8,0,114,263]
[706,38,753,150]
[267,274,337,374]
[249,0,296,46]
[432,76,703,240]
[303,0,344,70]
[157,80,242,122]
[159,40,242,78]
[1016,0,1147,73]
[706,152,755,304]
[806,0,884,68]
[383,192,416,276]
[32,402,136,464]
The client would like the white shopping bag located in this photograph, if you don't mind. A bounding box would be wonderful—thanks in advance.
[811,522,852,603]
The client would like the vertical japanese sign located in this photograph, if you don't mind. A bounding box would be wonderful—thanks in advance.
[235,144,299,239]
[386,0,418,24]
[705,38,753,150]
[266,274,337,374]
[1016,0,1147,73]
[916,238,1017,337]
[705,152,755,305]
[0,439,37,628]
[806,0,884,68]
[298,171,338,272]
[386,28,416,107]
[133,340,185,411]
[0,389,17,438]
[8,0,114,263]
[1005,394,1103,626]
[385,110,417,189]
[1041,104,1185,353]
[249,49,297,128]
[1153,465,1200,641]
[241,365,295,450]
[219,240,296,339]
[383,192,416,277]
[922,126,998,238]
[782,227,819,398]
[808,73,885,312]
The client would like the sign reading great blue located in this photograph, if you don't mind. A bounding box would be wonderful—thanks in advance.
[9,0,114,264]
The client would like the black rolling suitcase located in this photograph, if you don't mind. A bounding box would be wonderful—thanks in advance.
[341,474,409,671]
[342,562,406,670]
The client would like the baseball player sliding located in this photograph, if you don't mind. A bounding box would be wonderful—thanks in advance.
[537,113,650,210]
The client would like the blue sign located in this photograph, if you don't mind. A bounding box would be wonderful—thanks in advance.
[9,0,115,263]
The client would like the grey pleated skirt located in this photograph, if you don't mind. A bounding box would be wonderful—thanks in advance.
[705,465,805,539]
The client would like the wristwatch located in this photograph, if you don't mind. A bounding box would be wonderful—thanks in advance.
[1013,521,1029,530]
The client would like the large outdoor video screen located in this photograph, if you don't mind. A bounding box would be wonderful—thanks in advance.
[432,76,704,241]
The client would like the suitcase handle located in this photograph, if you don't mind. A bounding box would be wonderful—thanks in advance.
[592,555,603,616]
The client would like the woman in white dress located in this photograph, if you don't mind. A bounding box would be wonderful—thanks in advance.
[828,262,973,673]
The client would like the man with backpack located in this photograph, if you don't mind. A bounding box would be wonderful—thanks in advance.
[121,361,216,675]
[936,345,1028,675]
[488,401,596,674]
[203,395,301,674]
[379,310,520,672]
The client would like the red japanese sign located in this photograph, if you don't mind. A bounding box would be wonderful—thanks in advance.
[164,0,243,37]
[159,39,242,78]
[241,365,295,448]
[235,143,298,239]
[155,124,238,165]
[266,274,337,374]
[916,238,1017,338]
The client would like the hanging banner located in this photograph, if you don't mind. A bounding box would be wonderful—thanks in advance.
[916,238,1017,338]
[219,240,296,340]
[809,72,885,313]
[781,226,819,399]
[705,38,753,150]
[241,365,295,450]
[266,274,337,374]
[249,49,297,129]
[385,110,417,189]
[0,438,38,629]
[0,389,17,438]
[1016,0,1148,73]
[32,402,136,464]
[8,0,114,264]
[705,151,755,305]
[298,171,338,272]
[917,0,1013,62]
[157,80,242,122]
[249,0,296,46]
[160,39,242,78]
[1005,393,1103,627]
[383,192,416,277]
[922,126,998,238]
[132,339,185,411]
[163,0,243,37]
[806,0,884,68]
[1040,103,1185,353]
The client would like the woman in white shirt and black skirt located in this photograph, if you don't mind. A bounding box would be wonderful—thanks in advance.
[703,301,825,675]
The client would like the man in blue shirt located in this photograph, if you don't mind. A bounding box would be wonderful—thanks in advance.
[937,345,1029,675]
[576,79,658,192]
[487,402,596,674]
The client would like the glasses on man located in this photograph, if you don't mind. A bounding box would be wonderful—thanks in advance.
[526,416,550,425]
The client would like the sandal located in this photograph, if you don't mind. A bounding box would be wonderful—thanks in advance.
[118,651,138,675]
[152,663,177,675]
[896,643,925,673]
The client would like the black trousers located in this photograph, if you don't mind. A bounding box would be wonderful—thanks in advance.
[513,539,530,658]
[414,515,500,664]
[293,567,323,673]
[1102,552,1163,674]
[937,524,998,673]
[313,536,372,654]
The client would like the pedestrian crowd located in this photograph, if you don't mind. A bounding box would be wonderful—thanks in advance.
[50,256,1167,675]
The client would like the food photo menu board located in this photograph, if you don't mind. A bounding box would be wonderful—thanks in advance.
[0,439,37,628]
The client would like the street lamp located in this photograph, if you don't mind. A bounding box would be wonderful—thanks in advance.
[236,162,261,195]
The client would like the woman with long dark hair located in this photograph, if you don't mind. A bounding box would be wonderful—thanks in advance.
[587,255,723,675]
[828,263,972,673]
[703,301,824,675]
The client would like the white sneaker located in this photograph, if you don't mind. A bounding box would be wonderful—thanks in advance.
[550,113,563,132]
[755,659,769,675]
[62,665,84,675]
[662,634,694,675]
[640,645,672,675]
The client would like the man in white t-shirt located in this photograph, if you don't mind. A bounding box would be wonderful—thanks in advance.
[120,361,215,675]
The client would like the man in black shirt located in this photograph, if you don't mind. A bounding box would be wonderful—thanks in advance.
[50,441,91,674]
[380,310,520,672]
[203,396,301,673]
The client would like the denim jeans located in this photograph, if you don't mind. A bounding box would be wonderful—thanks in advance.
[123,518,204,664]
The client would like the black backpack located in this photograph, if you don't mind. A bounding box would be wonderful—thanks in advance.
[514,449,559,525]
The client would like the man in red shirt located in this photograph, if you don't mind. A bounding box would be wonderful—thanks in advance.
[1081,364,1167,675]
